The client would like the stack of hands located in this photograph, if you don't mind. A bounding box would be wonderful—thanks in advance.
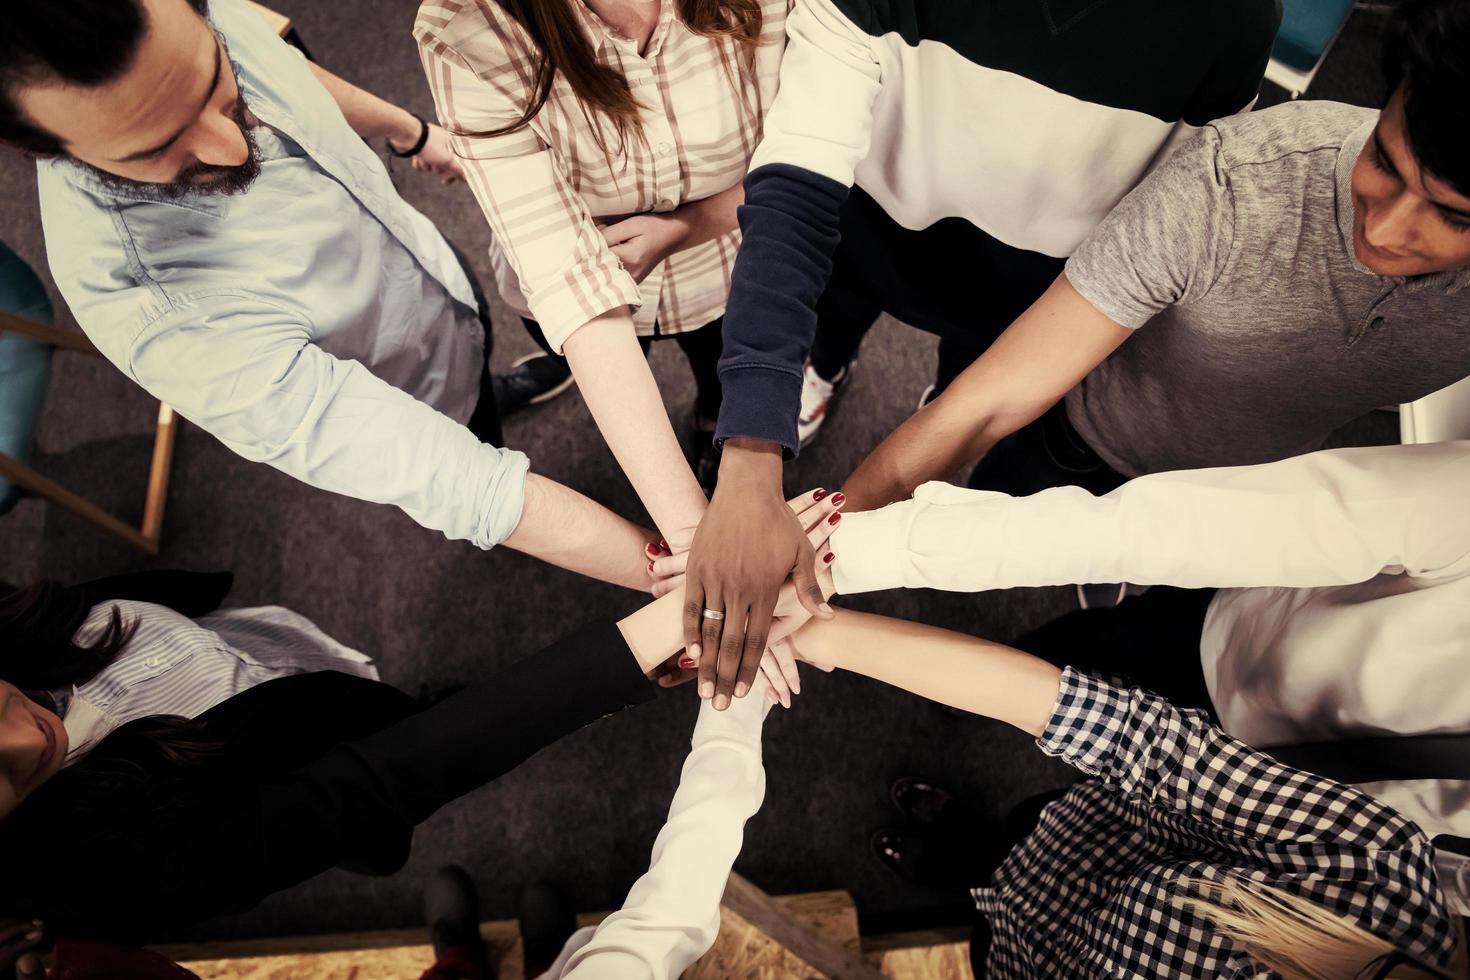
[641,486,846,710]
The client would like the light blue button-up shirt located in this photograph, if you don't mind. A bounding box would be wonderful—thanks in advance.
[36,0,528,548]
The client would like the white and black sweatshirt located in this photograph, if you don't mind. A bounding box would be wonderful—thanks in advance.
[714,0,1282,453]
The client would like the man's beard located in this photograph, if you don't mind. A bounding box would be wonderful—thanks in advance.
[87,96,262,199]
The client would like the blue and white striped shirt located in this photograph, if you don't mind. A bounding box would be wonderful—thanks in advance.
[56,600,378,764]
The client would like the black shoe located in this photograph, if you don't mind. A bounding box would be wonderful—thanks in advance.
[870,827,976,892]
[425,865,492,976]
[690,426,721,498]
[493,352,574,416]
[520,880,576,980]
[890,777,968,828]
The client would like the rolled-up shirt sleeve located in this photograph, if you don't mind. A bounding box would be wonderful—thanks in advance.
[416,20,641,352]
[122,294,529,548]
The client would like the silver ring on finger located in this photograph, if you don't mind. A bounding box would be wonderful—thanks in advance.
[701,608,726,621]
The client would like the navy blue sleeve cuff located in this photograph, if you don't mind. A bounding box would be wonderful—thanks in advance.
[715,365,804,455]
[715,163,851,457]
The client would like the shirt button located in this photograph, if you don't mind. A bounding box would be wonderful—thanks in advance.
[145,656,160,668]
[657,142,672,156]
[658,198,673,210]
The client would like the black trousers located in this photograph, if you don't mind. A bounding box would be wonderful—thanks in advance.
[522,316,725,424]
[965,588,1217,973]
[967,402,1127,499]
[444,240,505,447]
[809,187,1065,395]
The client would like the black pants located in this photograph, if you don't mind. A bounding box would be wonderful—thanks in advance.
[809,187,1065,395]
[967,402,1127,498]
[522,316,725,424]
[1019,586,1218,717]
[445,240,504,447]
[964,589,1217,972]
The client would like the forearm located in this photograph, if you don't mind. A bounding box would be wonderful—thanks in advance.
[672,182,743,252]
[308,62,420,146]
[842,274,1130,512]
[797,610,1059,737]
[835,441,1470,596]
[840,404,1005,512]
[502,473,653,591]
[563,311,709,540]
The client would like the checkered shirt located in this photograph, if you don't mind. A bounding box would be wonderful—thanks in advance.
[972,669,1458,978]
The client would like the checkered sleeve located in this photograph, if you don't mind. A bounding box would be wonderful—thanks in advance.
[1039,670,1458,964]
[1040,670,1426,850]
[415,5,641,352]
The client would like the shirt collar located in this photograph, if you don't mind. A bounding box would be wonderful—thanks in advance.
[1335,115,1470,293]
[1335,118,1376,277]
[575,0,673,58]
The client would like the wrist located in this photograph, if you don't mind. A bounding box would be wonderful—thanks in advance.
[717,439,782,491]
[386,110,427,154]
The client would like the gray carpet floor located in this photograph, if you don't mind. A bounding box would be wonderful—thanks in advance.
[0,1,1398,944]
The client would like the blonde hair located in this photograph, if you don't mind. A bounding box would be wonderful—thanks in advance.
[1178,875,1467,980]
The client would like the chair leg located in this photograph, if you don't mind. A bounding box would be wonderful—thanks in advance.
[0,452,158,554]
[141,403,178,548]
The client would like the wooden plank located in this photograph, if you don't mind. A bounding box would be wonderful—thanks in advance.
[141,403,177,545]
[0,311,98,354]
[244,0,291,37]
[160,889,985,979]
[863,928,975,980]
[721,874,885,980]
[0,452,155,553]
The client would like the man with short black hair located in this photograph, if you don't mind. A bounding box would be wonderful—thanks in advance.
[840,0,1470,513]
[1,0,658,588]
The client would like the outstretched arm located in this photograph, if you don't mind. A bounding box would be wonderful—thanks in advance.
[558,682,771,978]
[840,275,1129,512]
[831,441,1470,596]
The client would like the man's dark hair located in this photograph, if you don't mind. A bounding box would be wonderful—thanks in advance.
[1383,0,1470,197]
[0,0,208,155]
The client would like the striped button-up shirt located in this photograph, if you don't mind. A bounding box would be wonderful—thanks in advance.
[415,0,789,351]
[56,601,377,764]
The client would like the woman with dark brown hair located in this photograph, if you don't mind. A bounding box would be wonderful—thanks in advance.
[413,0,787,528]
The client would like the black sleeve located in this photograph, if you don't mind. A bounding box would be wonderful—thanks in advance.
[73,570,235,618]
[107,619,656,938]
[1184,0,1282,124]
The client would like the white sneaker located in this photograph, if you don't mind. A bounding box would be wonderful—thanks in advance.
[797,360,852,447]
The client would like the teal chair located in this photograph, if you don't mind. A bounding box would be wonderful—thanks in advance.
[1265,0,1360,97]
[0,241,177,554]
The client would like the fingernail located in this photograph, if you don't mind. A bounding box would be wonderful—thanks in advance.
[735,681,748,698]
[690,643,700,660]
[715,694,729,710]
[823,552,835,564]
[646,542,659,556]
[659,539,670,553]
[647,561,655,573]
[828,512,841,525]
[831,492,845,506]
[699,682,713,699]
[678,656,697,669]
[812,488,827,501]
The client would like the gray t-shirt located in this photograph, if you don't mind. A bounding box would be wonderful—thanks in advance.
[1064,100,1470,478]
